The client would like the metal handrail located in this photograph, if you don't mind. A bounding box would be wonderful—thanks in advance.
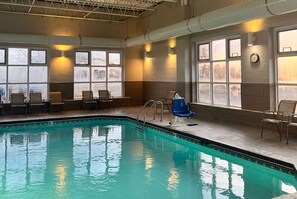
[155,100,163,122]
[136,99,164,126]
[143,102,156,124]
[137,100,155,121]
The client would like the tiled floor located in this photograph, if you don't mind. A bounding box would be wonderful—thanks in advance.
[1,106,297,170]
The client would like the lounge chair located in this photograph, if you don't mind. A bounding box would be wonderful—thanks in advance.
[10,93,27,115]
[28,92,45,114]
[261,100,297,141]
[158,90,177,111]
[49,92,64,112]
[286,113,297,144]
[98,90,113,108]
[82,90,97,111]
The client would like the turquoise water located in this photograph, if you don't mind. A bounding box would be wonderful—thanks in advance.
[0,120,296,199]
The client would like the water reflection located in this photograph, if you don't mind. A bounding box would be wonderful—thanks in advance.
[72,125,122,179]
[55,165,66,194]
[0,123,296,199]
[0,132,47,193]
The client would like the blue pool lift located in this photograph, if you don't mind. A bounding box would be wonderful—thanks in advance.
[172,98,196,118]
[170,98,197,126]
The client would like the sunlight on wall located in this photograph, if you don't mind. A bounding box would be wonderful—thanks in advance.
[243,19,265,33]
[53,45,74,51]
[144,56,153,68]
[52,57,72,68]
[51,57,73,82]
[166,54,176,69]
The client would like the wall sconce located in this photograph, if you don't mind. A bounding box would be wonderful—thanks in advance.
[247,32,256,47]
[168,47,175,55]
[61,50,65,57]
[144,51,150,58]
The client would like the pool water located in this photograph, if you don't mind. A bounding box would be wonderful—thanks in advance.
[0,120,296,199]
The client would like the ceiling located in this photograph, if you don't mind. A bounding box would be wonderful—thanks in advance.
[0,0,177,23]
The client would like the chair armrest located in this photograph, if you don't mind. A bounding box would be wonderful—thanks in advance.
[275,111,290,122]
[263,110,275,114]
[262,110,276,120]
[288,113,297,123]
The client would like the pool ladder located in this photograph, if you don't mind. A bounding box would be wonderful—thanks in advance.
[136,100,164,129]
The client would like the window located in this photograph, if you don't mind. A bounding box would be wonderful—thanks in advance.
[196,38,241,107]
[74,50,123,99]
[0,48,48,102]
[276,28,297,103]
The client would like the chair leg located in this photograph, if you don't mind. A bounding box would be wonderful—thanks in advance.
[276,124,282,141]
[261,121,265,138]
[286,126,290,144]
[278,123,283,142]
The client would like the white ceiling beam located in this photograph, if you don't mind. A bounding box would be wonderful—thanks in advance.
[0,1,139,18]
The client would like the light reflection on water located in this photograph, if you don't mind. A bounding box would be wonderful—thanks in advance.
[0,121,296,199]
[55,165,67,195]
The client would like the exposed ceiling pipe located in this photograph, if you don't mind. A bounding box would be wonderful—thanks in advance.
[0,0,296,48]
[125,0,297,47]
[0,33,125,48]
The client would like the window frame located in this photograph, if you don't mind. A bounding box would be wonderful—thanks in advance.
[277,27,297,54]
[74,50,123,99]
[0,48,6,64]
[275,26,297,105]
[197,43,210,61]
[196,36,242,108]
[75,51,90,66]
[0,47,48,102]
[30,49,47,65]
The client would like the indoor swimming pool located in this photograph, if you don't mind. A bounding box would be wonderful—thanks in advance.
[0,118,296,199]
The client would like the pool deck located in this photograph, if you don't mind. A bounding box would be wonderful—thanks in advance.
[1,106,297,172]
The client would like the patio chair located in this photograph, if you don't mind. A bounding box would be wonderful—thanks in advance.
[10,93,27,115]
[82,90,97,111]
[286,113,297,144]
[261,100,297,141]
[49,92,64,112]
[158,90,177,111]
[98,90,113,108]
[28,92,45,114]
